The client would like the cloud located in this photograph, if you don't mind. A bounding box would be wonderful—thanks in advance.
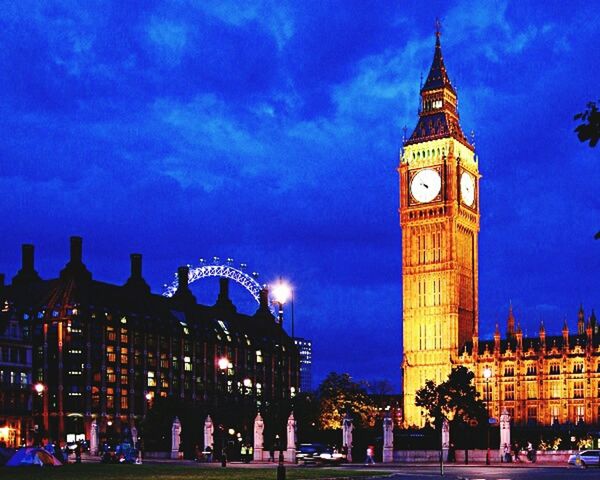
[147,17,188,64]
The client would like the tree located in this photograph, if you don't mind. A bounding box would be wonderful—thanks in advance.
[574,101,600,147]
[367,379,394,396]
[415,366,487,428]
[316,372,378,430]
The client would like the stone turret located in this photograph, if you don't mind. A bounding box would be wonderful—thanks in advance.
[539,321,546,351]
[494,323,501,353]
[578,304,585,335]
[562,318,569,351]
[507,302,515,338]
[515,323,523,351]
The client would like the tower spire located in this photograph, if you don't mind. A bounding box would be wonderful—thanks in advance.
[404,26,470,148]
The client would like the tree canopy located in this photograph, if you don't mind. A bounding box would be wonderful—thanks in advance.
[415,366,487,428]
[316,372,378,430]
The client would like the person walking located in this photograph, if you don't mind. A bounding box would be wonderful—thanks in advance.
[364,445,375,465]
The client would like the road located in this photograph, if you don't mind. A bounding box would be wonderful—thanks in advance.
[362,465,599,480]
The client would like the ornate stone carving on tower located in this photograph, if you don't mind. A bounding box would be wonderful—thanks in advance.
[399,28,479,427]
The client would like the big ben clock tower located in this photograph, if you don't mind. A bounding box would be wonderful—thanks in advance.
[399,30,480,427]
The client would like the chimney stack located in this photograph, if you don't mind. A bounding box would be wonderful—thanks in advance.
[130,254,142,279]
[12,244,41,285]
[177,266,189,291]
[22,244,34,272]
[70,236,83,264]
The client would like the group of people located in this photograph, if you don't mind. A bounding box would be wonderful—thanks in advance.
[502,442,536,463]
[195,443,253,463]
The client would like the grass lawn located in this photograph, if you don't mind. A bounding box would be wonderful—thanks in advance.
[0,464,380,480]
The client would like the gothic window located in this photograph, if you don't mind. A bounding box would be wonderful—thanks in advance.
[527,382,537,399]
[432,278,442,306]
[419,324,426,350]
[551,405,560,424]
[418,280,427,307]
[504,365,514,377]
[432,232,442,262]
[418,234,427,264]
[549,363,560,375]
[527,406,537,425]
[573,381,584,399]
[573,363,583,373]
[503,383,514,401]
[106,367,116,383]
[551,382,561,399]
[526,364,537,376]
[576,405,584,423]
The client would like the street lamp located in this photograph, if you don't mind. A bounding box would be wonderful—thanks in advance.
[272,279,292,326]
[218,357,229,467]
[483,367,492,466]
[271,278,292,480]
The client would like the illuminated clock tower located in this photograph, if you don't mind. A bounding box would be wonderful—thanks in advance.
[399,30,480,427]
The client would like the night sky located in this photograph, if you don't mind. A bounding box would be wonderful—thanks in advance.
[1,1,599,391]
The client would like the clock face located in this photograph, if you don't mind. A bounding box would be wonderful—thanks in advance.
[460,171,475,207]
[410,168,442,204]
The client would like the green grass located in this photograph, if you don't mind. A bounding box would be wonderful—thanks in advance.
[0,463,378,480]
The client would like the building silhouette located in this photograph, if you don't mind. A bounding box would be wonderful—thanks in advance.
[399,31,600,427]
[0,237,299,444]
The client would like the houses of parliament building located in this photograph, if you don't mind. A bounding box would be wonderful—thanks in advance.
[399,31,600,428]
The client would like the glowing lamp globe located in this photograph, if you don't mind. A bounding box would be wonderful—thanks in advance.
[272,281,292,305]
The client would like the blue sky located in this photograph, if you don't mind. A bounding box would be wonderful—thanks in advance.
[1,1,599,391]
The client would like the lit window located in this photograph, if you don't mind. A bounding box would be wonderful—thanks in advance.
[256,351,263,364]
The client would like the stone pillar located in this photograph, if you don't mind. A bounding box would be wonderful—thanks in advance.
[204,415,214,451]
[131,425,138,449]
[342,413,353,463]
[171,416,181,459]
[383,411,394,463]
[286,412,296,463]
[253,413,264,461]
[499,407,511,461]
[90,420,99,456]
[441,418,450,461]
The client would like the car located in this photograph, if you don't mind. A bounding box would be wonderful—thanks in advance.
[568,450,600,468]
[296,443,345,465]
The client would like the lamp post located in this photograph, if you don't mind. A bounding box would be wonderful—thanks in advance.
[483,367,492,466]
[218,357,229,467]
[33,383,45,446]
[272,279,291,480]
